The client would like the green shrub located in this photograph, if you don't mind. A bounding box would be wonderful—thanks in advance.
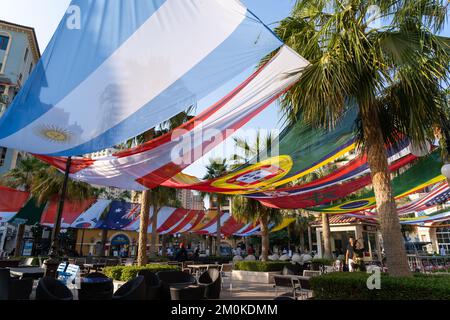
[311,258,334,267]
[103,264,180,282]
[234,261,292,272]
[310,272,450,300]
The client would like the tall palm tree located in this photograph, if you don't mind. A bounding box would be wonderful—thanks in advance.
[274,0,449,276]
[203,158,229,256]
[232,195,281,261]
[136,108,194,266]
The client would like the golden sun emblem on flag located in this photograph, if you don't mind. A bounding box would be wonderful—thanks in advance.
[37,125,71,143]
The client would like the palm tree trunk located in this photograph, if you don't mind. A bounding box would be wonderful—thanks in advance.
[161,234,167,257]
[151,205,159,257]
[321,213,332,259]
[299,228,306,252]
[100,229,108,256]
[216,202,221,256]
[308,226,313,252]
[260,214,269,261]
[137,190,151,266]
[361,106,411,277]
[14,224,25,257]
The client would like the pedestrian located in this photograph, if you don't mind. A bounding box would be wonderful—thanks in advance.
[345,236,356,272]
[175,243,188,262]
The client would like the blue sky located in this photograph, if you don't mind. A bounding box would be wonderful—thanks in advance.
[1,0,448,179]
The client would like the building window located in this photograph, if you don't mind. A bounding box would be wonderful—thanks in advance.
[0,147,6,167]
[18,73,23,84]
[23,47,29,62]
[436,221,450,252]
[28,63,33,75]
[0,35,9,51]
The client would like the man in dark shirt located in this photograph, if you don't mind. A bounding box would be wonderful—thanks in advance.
[346,236,355,272]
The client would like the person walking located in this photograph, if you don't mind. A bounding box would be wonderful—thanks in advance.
[345,237,356,272]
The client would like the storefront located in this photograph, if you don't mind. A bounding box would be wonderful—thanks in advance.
[313,215,382,261]
[109,233,131,257]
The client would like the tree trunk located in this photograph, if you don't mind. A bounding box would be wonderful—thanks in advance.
[14,224,25,257]
[100,229,108,257]
[321,213,332,259]
[216,202,221,257]
[299,229,306,253]
[150,205,160,257]
[361,106,411,277]
[308,226,313,253]
[260,214,269,261]
[137,190,151,266]
[161,234,167,257]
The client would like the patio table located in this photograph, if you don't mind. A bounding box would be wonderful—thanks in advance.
[83,263,106,273]
[8,267,45,280]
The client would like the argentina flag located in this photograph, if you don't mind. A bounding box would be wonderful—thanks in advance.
[0,0,283,156]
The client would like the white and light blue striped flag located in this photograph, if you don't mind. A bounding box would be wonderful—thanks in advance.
[0,0,282,156]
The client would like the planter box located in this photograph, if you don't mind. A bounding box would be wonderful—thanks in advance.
[231,270,281,284]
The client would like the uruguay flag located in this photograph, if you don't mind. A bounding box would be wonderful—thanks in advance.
[0,0,282,156]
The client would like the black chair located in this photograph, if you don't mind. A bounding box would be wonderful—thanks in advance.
[79,273,113,300]
[137,270,162,300]
[156,271,196,300]
[273,275,296,298]
[113,276,146,300]
[170,285,206,300]
[282,263,304,276]
[198,269,221,299]
[9,278,33,300]
[0,268,33,300]
[36,277,73,301]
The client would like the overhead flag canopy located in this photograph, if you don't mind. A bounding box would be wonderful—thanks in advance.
[161,108,358,194]
[37,46,309,190]
[248,142,415,209]
[309,151,445,214]
[0,186,29,223]
[0,0,283,156]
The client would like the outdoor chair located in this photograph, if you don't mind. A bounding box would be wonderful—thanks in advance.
[292,277,314,300]
[170,285,206,300]
[303,270,321,278]
[156,271,197,300]
[273,275,296,298]
[113,275,146,300]
[0,268,33,300]
[36,277,73,301]
[79,273,113,300]
[137,270,162,300]
[198,268,221,299]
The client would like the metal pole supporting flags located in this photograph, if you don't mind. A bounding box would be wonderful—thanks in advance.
[50,156,72,255]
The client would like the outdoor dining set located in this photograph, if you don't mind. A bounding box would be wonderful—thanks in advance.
[0,257,226,301]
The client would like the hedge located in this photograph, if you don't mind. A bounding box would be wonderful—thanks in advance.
[234,261,292,272]
[103,264,180,282]
[310,272,450,300]
[310,258,334,267]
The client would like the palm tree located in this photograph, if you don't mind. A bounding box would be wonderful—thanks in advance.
[274,0,449,276]
[149,186,178,258]
[136,108,194,266]
[2,156,98,255]
[203,158,229,256]
[288,210,316,253]
[232,195,282,261]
